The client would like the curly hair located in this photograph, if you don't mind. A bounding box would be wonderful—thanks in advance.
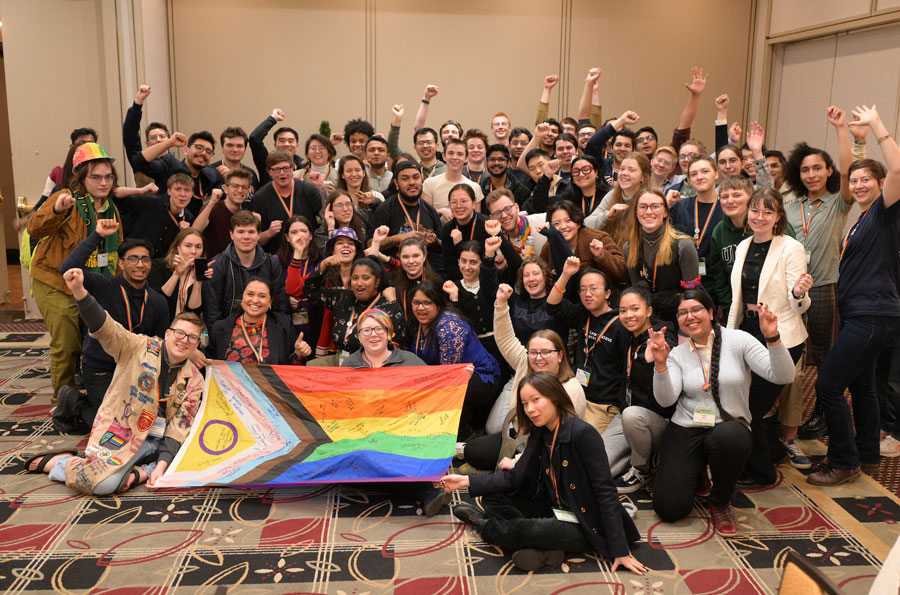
[784,142,841,197]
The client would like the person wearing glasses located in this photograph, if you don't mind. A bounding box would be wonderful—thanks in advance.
[409,281,502,440]
[440,184,491,280]
[207,277,311,365]
[648,289,794,535]
[315,190,369,254]
[480,145,530,206]
[250,151,322,255]
[131,130,219,216]
[569,155,612,220]
[483,188,548,260]
[583,151,650,246]
[622,189,700,325]
[461,283,585,471]
[25,268,206,495]
[663,139,707,200]
[193,169,254,259]
[342,309,424,368]
[54,230,168,435]
[649,147,678,193]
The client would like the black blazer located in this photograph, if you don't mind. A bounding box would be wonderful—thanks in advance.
[207,310,297,365]
[469,416,639,559]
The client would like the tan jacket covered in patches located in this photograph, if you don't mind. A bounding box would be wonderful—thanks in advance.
[63,313,204,493]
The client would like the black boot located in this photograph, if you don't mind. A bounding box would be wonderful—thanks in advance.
[798,403,827,440]
[452,502,488,532]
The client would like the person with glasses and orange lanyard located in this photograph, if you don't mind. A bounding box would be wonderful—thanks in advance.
[440,184,492,281]
[112,172,196,258]
[54,232,169,436]
[24,268,206,495]
[569,155,612,220]
[669,155,722,300]
[441,372,645,574]
[131,130,220,216]
[545,256,630,435]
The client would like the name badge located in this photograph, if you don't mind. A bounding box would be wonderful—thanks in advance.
[698,258,707,276]
[553,508,579,523]
[339,350,351,365]
[805,249,812,264]
[576,368,591,387]
[97,253,109,268]
[693,407,716,427]
[292,310,309,326]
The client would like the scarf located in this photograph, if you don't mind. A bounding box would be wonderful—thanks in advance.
[73,192,120,276]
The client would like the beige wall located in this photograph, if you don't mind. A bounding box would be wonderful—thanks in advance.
[171,0,753,158]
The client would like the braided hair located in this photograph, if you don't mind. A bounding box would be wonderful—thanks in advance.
[680,289,731,423]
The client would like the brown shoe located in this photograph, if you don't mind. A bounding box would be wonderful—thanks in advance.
[860,462,880,476]
[709,504,737,536]
[806,466,861,486]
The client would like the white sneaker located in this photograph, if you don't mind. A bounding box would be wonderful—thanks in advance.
[880,434,900,458]
[454,442,466,459]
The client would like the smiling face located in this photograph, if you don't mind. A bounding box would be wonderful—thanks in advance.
[577,126,595,151]
[412,290,438,326]
[848,167,884,209]
[618,292,652,335]
[526,336,562,374]
[636,192,666,233]
[486,151,509,177]
[274,131,298,155]
[688,159,717,193]
[522,262,547,298]
[358,316,389,354]
[350,263,378,301]
[230,224,259,255]
[741,148,756,177]
[307,140,329,167]
[83,162,114,198]
[555,139,577,167]
[444,144,467,171]
[651,152,675,179]
[341,159,366,189]
[458,250,481,282]
[165,319,203,361]
[225,178,251,206]
[168,182,193,212]
[800,153,832,195]
[121,246,151,285]
[519,382,559,429]
[676,299,714,340]
[395,168,423,199]
[509,133,530,160]
[186,139,213,169]
[177,232,203,261]
[765,156,784,188]
[550,209,579,244]
[747,199,778,237]
[717,148,742,177]
[400,243,426,278]
[440,124,461,146]
[365,140,388,167]
[579,272,609,314]
[414,131,437,161]
[617,157,644,194]
[449,188,475,223]
[491,116,510,140]
[612,135,634,163]
[466,138,486,165]
[331,195,355,226]
[719,187,750,219]
[636,132,657,156]
[489,194,519,232]
[348,132,369,158]
[332,237,357,264]
[241,280,271,321]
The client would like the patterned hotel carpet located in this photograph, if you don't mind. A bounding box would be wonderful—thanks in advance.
[0,328,898,594]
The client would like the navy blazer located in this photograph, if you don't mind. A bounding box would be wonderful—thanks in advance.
[469,416,639,559]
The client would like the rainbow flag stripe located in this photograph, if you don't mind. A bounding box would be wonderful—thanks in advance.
[154,361,471,488]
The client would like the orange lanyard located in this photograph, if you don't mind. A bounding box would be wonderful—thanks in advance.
[239,314,266,363]
[398,199,420,231]
[626,345,634,378]
[344,292,382,343]
[177,274,193,314]
[642,252,658,290]
[547,420,562,503]
[582,195,596,217]
[120,285,147,331]
[689,339,711,392]
[583,315,619,358]
[192,176,207,201]
[694,196,718,248]
[800,199,822,238]
[167,208,181,227]
[278,182,295,217]
[840,208,870,260]
[415,324,427,356]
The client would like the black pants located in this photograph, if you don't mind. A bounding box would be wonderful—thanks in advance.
[80,364,115,426]
[876,334,900,439]
[464,431,503,471]
[740,315,804,484]
[480,492,592,553]
[653,421,753,521]
[459,373,502,439]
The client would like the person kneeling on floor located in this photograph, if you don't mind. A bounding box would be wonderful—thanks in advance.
[23,268,205,495]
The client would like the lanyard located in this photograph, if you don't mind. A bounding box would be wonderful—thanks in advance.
[239,314,266,363]
[547,420,562,503]
[840,208,870,260]
[192,176,207,201]
[462,166,481,183]
[415,324,427,357]
[278,182,295,217]
[120,285,148,331]
[689,339,711,392]
[694,196,718,248]
[799,199,822,238]
[177,274,194,314]
[582,195,596,217]
[344,293,382,344]
[398,199,420,231]
[167,208,181,227]
[626,345,634,378]
[583,315,619,358]
[641,252,659,290]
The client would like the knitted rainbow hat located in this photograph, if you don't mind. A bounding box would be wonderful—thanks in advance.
[72,142,113,169]
[358,309,394,337]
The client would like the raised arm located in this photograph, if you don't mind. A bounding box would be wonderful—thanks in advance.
[852,104,900,207]
[676,67,708,133]
[535,75,558,126]
[515,122,549,173]
[140,131,185,165]
[413,85,439,132]
[123,84,152,165]
[584,110,640,162]
[388,104,404,160]
[826,106,853,204]
[578,68,602,121]
[745,122,773,189]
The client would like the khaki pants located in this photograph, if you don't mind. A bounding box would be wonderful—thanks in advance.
[777,355,805,428]
[32,278,80,403]
[584,402,620,435]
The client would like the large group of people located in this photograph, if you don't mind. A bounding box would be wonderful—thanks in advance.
[19,68,900,574]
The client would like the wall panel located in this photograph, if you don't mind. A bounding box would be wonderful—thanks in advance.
[769,0,869,36]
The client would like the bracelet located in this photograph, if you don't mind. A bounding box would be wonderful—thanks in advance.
[853,139,867,146]
[764,333,781,344]
[421,98,430,105]
[877,133,893,144]
[552,284,565,295]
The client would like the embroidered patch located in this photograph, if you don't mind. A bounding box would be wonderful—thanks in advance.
[100,433,127,449]
[147,339,161,356]
[137,372,155,392]
[107,456,123,466]
[98,449,111,459]
[137,409,156,433]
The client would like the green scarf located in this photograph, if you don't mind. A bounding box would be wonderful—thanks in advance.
[73,192,120,276]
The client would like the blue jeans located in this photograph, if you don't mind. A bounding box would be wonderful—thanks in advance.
[48,436,162,495]
[815,315,900,469]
